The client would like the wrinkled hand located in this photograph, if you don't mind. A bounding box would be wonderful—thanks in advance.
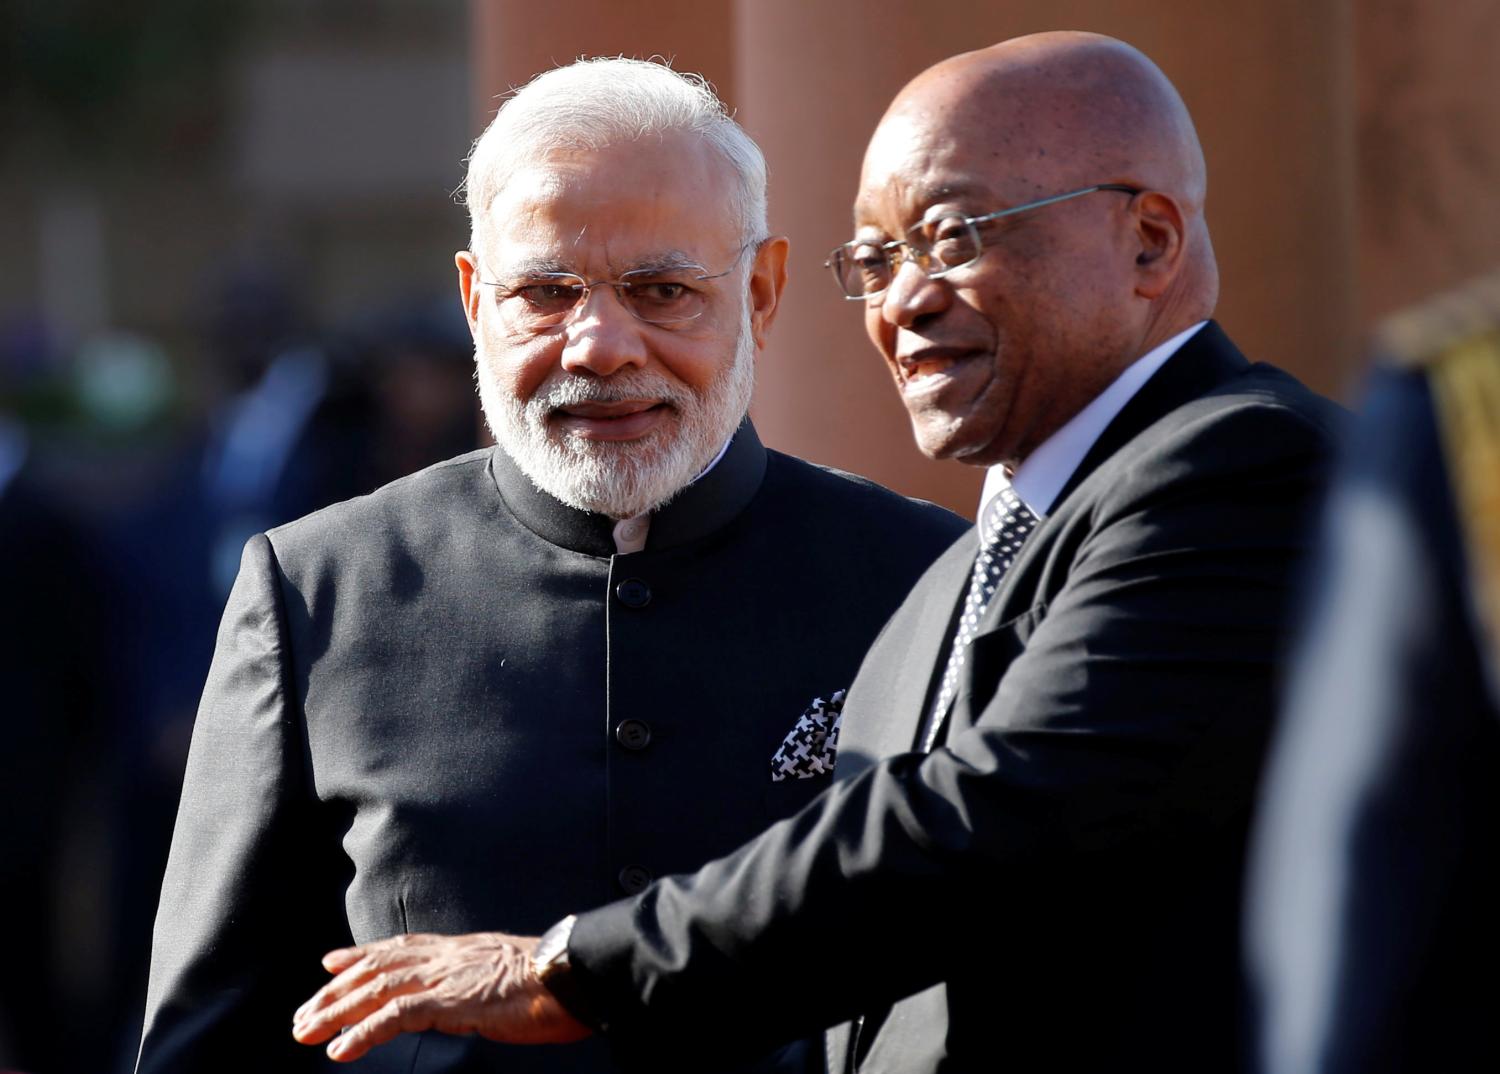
[291,932,592,1062]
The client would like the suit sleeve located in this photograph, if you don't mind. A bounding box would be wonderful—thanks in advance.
[136,535,348,1073]
[565,402,1335,1063]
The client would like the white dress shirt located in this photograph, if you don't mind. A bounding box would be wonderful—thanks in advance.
[981,321,1208,521]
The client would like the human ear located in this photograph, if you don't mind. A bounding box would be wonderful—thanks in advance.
[455,250,482,337]
[747,236,790,349]
[1131,192,1186,299]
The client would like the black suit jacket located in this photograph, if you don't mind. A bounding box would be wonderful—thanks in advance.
[566,324,1344,1073]
[136,423,966,1074]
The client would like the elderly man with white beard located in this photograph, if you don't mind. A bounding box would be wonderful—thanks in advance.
[134,59,964,1074]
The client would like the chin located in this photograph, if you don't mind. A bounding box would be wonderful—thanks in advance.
[520,423,702,519]
[909,410,993,464]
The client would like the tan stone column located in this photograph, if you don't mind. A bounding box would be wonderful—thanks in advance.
[1355,0,1500,324]
[732,0,984,514]
[1116,3,1359,396]
[469,0,736,121]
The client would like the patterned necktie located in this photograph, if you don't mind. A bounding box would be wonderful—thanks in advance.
[918,487,1038,753]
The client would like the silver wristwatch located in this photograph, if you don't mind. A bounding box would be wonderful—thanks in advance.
[532,914,606,1030]
[532,914,577,979]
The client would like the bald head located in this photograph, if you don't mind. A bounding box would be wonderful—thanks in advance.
[865,32,1217,324]
[853,33,1220,467]
[896,35,1203,199]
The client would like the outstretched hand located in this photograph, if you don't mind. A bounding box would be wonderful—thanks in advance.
[291,932,593,1062]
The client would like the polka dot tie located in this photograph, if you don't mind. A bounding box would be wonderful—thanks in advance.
[919,487,1039,753]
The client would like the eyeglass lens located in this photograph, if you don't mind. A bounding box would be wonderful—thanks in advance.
[496,271,709,331]
[832,213,981,299]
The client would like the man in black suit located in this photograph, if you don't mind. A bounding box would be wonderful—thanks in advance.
[292,33,1342,1072]
[136,58,963,1073]
[1247,275,1500,1073]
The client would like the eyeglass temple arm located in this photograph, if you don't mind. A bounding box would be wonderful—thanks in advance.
[966,183,1142,227]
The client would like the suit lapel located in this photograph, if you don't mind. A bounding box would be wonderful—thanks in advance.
[828,540,974,1072]
[834,534,976,781]
[977,322,1250,630]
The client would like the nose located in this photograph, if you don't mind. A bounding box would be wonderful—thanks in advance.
[878,258,949,328]
[559,286,650,377]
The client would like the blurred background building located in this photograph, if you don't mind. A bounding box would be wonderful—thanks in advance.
[0,1,1497,1071]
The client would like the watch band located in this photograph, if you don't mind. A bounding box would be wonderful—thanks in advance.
[532,915,609,1032]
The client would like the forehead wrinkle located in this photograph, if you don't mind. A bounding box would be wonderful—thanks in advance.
[853,171,997,237]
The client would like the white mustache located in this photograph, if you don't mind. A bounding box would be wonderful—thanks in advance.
[533,372,693,412]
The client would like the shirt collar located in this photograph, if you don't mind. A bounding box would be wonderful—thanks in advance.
[609,434,736,553]
[981,321,1208,519]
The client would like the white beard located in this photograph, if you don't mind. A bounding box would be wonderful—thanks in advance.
[478,314,756,520]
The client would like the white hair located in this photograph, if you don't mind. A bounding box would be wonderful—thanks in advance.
[462,57,768,259]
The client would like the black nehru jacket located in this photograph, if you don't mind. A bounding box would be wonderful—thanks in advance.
[136,421,967,1073]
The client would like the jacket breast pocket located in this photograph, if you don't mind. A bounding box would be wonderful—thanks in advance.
[952,605,1045,734]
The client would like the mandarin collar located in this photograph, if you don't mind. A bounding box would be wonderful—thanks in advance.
[487,418,767,557]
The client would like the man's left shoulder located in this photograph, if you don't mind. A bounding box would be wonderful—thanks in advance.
[1080,360,1346,520]
[1160,361,1346,460]
[1222,360,1345,423]
[761,448,968,542]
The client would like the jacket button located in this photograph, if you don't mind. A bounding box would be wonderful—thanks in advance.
[617,864,653,894]
[615,578,652,608]
[614,719,652,751]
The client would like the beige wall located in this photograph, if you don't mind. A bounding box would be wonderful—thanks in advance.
[1355,0,1500,324]
[469,0,1498,515]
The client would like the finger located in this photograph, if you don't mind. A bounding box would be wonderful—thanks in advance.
[327,995,436,1063]
[322,946,364,973]
[297,936,439,1023]
[294,956,382,1025]
[294,968,425,1044]
[322,931,436,971]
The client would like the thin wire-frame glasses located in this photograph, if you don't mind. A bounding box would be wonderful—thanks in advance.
[826,183,1141,301]
[478,242,757,333]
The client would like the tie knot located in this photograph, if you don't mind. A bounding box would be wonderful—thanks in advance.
[980,487,1037,549]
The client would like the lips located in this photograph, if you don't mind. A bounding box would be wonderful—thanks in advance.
[894,347,985,390]
[551,399,670,440]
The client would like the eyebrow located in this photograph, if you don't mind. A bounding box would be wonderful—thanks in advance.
[616,250,708,274]
[494,249,709,279]
[492,255,574,278]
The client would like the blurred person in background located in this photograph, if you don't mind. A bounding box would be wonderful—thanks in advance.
[98,267,397,1071]
[357,299,483,488]
[4,7,480,1070]
[0,404,104,1074]
[1248,273,1500,1073]
[198,267,381,599]
[135,57,963,1074]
